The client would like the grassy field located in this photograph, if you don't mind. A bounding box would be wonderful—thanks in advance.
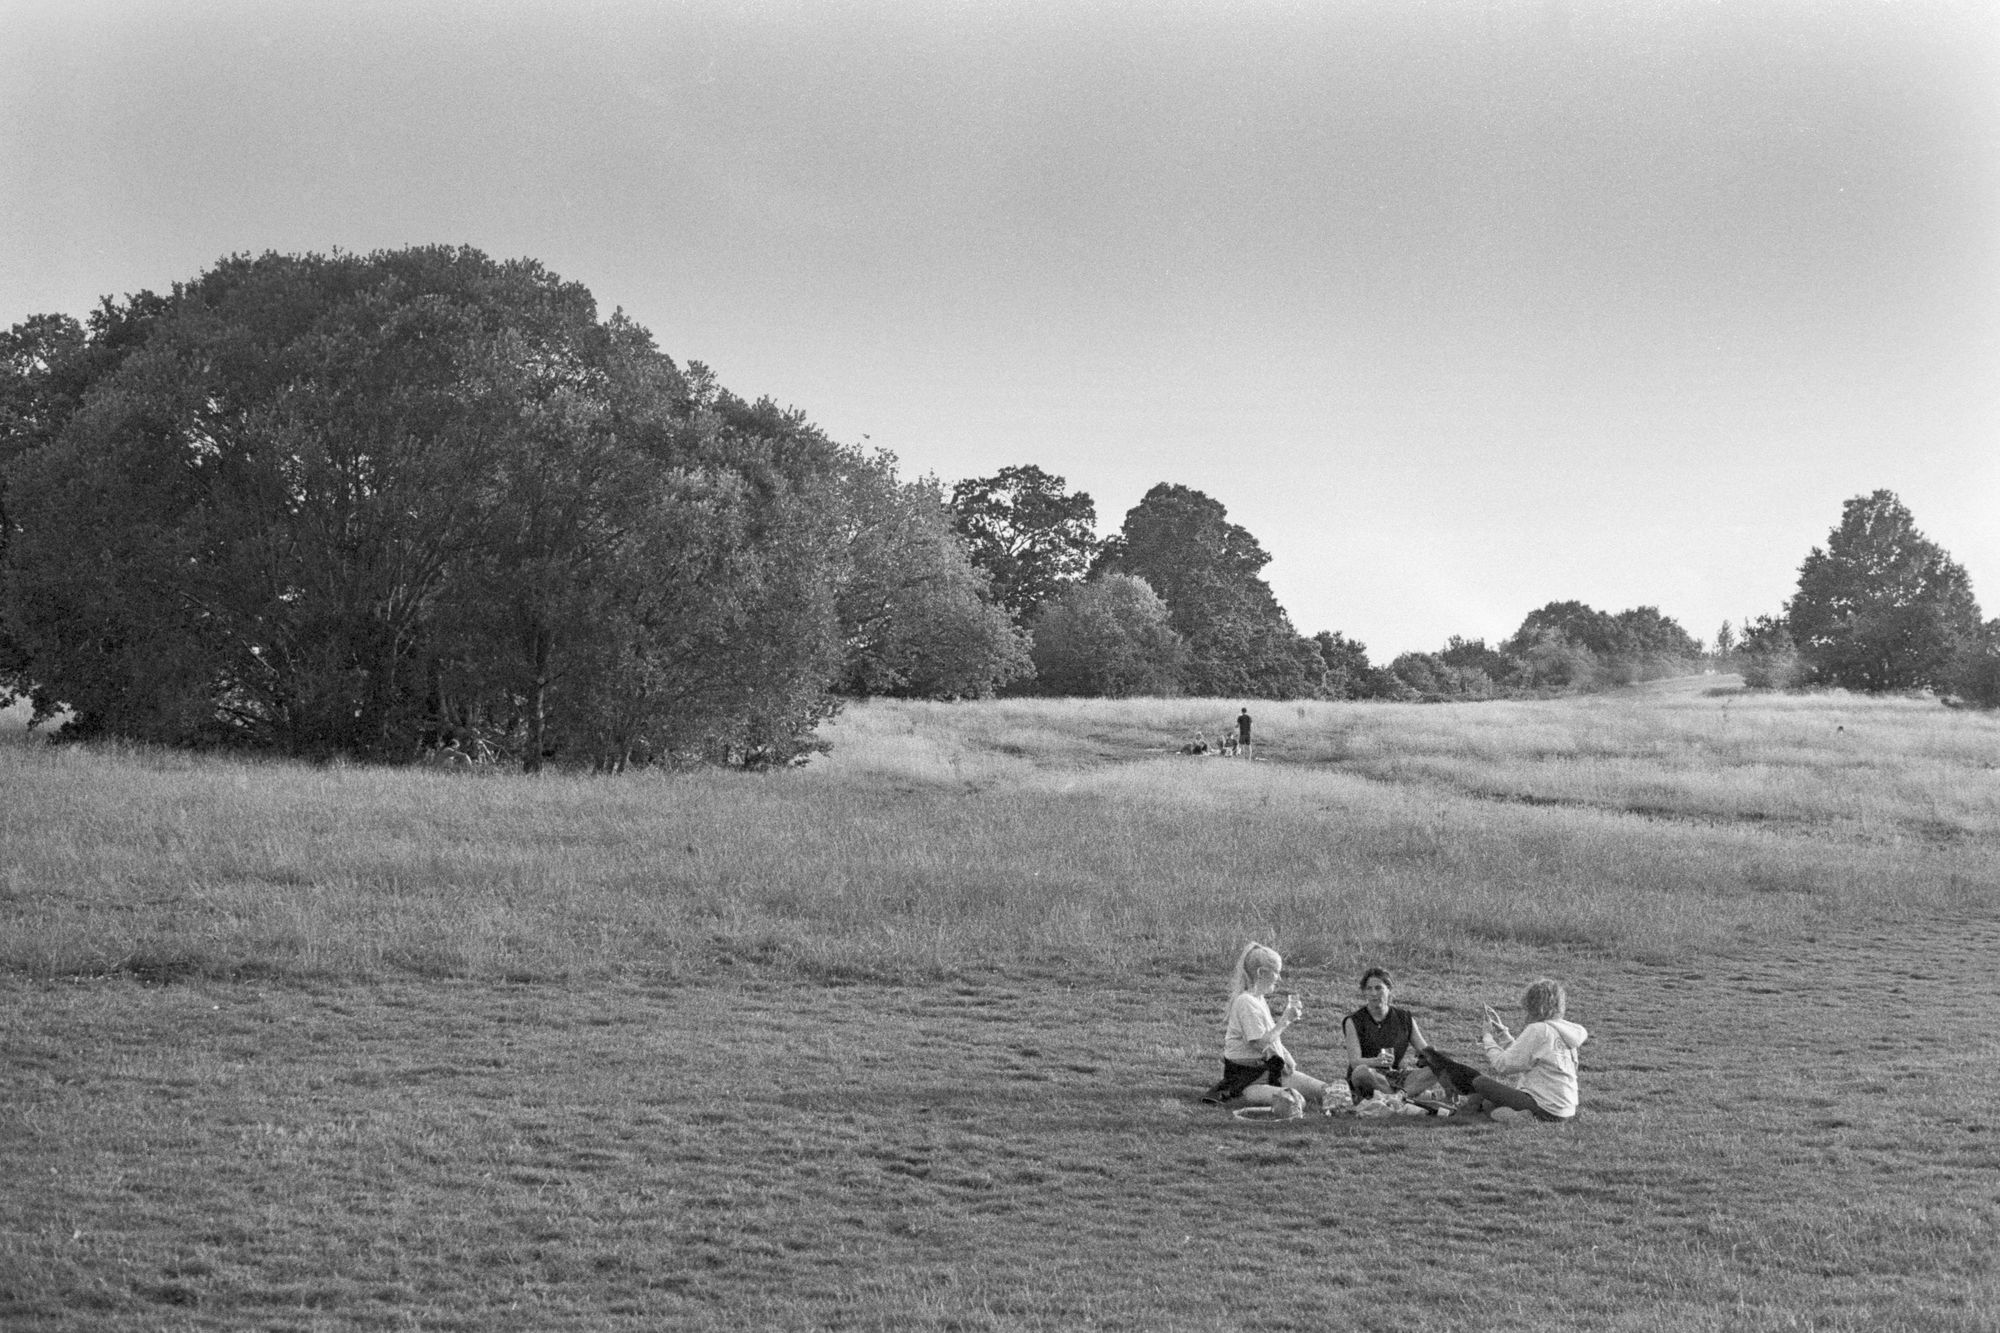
[2,680,1997,1330]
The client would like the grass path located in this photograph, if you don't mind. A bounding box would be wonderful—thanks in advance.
[5,911,1995,1330]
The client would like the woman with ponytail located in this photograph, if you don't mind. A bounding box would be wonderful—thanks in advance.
[1199,942,1335,1111]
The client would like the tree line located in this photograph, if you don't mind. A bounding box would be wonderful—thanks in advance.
[948,466,1710,702]
[2,249,1991,770]
[0,249,1026,768]
[960,475,1994,708]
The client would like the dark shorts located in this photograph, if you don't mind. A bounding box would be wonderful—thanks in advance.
[1202,1056,1285,1103]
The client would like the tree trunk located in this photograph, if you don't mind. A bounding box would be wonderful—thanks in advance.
[524,628,551,774]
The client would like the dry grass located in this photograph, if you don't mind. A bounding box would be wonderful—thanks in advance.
[3,682,1990,987]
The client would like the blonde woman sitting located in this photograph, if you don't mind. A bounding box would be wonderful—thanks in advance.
[1199,942,1336,1112]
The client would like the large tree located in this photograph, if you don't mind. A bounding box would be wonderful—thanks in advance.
[1502,600,1698,686]
[0,248,925,765]
[947,464,1100,620]
[0,306,159,697]
[1504,600,1617,658]
[831,455,1030,700]
[1786,490,1982,693]
[1027,573,1185,697]
[1091,483,1320,698]
[4,251,539,753]
[1309,630,1393,700]
[686,385,1029,706]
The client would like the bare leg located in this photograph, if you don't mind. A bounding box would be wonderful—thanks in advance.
[1282,1070,1333,1111]
[1350,1067,1393,1101]
[1242,1071,1331,1108]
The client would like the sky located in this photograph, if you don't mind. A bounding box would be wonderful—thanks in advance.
[5,0,1997,658]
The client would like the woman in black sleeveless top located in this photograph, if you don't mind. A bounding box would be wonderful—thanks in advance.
[1342,967,1442,1105]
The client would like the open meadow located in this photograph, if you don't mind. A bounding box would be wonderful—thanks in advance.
[2,680,1997,1331]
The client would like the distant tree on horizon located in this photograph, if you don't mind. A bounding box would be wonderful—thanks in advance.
[1503,600,1618,658]
[833,457,1031,701]
[1497,600,1699,689]
[1440,635,1520,688]
[1736,613,1804,690]
[1026,573,1186,698]
[1786,490,1981,694]
[947,464,1100,621]
[1309,630,1395,700]
[1389,650,1500,700]
[1091,483,1321,698]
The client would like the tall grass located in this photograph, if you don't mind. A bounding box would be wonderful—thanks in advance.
[1,682,1993,987]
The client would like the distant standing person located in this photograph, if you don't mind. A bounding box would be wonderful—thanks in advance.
[1237,707,1252,756]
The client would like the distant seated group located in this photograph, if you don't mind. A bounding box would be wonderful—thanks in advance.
[1181,708,1254,757]
[1199,946,1589,1124]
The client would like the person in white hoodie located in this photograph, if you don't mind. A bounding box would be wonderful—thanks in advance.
[1420,978,1589,1123]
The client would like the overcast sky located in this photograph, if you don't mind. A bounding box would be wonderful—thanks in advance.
[6,0,1996,657]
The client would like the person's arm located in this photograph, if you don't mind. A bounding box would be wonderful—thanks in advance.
[1481,1022,1546,1077]
[1252,994,1301,1058]
[1406,1016,1432,1063]
[1342,1015,1366,1070]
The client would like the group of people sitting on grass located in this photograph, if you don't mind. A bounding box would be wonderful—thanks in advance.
[1200,943,1589,1123]
[1180,710,1255,757]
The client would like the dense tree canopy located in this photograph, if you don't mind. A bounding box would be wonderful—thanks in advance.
[1496,600,1699,689]
[1091,483,1321,698]
[1309,630,1393,700]
[1503,600,1618,658]
[1736,613,1803,690]
[832,457,1029,700]
[26,257,1956,731]
[0,248,1023,765]
[1027,573,1186,698]
[0,305,162,697]
[947,465,1100,621]
[1952,620,2000,708]
[1785,490,1981,693]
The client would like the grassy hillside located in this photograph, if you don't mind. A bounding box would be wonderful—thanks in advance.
[2,684,1997,1331]
[2,681,1992,989]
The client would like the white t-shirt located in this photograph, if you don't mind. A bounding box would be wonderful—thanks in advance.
[1223,990,1286,1064]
